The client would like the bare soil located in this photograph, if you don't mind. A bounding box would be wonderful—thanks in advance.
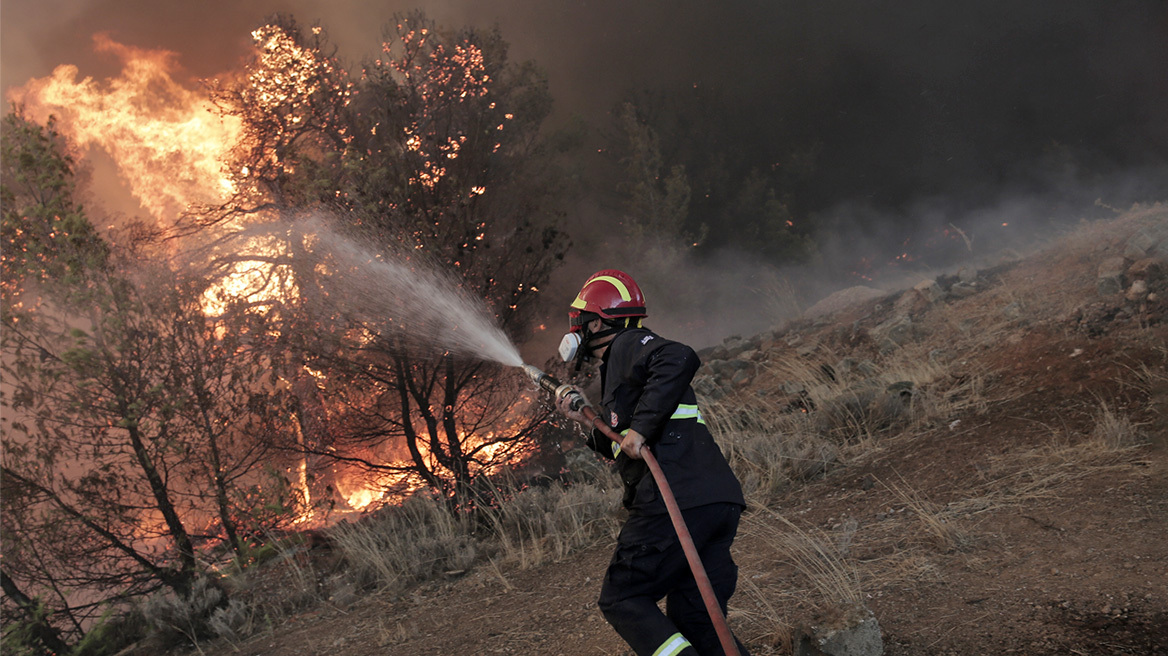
[195,209,1168,656]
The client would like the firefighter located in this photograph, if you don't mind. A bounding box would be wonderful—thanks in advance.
[554,269,750,656]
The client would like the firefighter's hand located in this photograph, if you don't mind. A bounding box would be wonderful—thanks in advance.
[620,429,646,460]
[555,386,590,424]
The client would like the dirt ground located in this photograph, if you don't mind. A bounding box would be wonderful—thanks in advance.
[200,211,1168,656]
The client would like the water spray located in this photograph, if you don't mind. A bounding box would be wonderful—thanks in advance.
[520,363,742,656]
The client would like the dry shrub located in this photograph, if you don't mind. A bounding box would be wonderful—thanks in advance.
[734,516,864,654]
[481,474,622,568]
[140,577,227,651]
[218,531,336,625]
[1088,401,1148,450]
[706,397,840,508]
[329,493,477,595]
[206,598,253,642]
[710,345,980,506]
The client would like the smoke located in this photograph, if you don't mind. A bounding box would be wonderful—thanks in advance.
[5,0,1166,350]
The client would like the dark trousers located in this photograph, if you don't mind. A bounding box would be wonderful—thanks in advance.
[598,502,750,656]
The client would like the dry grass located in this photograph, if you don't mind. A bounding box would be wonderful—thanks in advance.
[326,472,622,597]
[708,338,995,509]
[742,515,864,609]
[329,493,479,595]
[706,396,840,508]
[940,403,1149,519]
[1088,401,1148,450]
[879,475,973,553]
[734,515,865,654]
[479,475,622,568]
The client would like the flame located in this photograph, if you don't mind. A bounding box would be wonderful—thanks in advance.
[333,470,416,511]
[7,28,545,524]
[4,34,283,315]
[8,34,241,221]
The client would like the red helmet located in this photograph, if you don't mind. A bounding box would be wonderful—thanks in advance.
[568,269,647,332]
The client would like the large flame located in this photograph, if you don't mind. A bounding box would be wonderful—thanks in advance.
[8,34,241,221]
[5,29,540,522]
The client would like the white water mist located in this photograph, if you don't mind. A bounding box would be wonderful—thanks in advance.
[284,216,524,367]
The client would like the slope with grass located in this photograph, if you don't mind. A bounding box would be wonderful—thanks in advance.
[170,206,1167,656]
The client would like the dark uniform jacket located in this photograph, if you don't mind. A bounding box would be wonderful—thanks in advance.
[585,328,745,515]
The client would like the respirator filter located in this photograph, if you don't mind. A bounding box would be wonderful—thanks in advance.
[558,332,583,363]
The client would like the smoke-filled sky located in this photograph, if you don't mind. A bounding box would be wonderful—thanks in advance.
[4,0,1167,346]
[6,0,1166,194]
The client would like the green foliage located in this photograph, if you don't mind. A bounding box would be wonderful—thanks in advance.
[0,112,108,299]
[0,601,61,656]
[613,102,693,246]
[605,90,820,264]
[69,607,144,656]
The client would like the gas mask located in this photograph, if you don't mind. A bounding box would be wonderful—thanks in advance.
[559,322,623,371]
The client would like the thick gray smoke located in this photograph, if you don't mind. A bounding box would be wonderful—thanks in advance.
[5,0,1165,349]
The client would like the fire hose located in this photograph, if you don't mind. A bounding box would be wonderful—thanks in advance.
[522,364,741,656]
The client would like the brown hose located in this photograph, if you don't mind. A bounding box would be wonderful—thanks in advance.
[581,405,741,656]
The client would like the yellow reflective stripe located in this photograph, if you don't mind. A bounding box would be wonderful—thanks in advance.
[587,275,633,301]
[670,403,705,425]
[611,441,621,458]
[570,295,588,310]
[653,633,692,656]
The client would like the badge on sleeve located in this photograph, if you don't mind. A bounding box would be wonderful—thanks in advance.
[610,411,619,427]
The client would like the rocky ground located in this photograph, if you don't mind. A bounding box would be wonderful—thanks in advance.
[185,206,1168,656]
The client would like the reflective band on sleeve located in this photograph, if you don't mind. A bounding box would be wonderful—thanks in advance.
[652,632,693,656]
[612,428,630,457]
[670,403,705,425]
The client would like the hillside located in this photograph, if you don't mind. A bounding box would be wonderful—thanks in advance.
[175,206,1167,656]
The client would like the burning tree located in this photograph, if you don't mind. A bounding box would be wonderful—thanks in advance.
[211,15,569,507]
[0,113,301,649]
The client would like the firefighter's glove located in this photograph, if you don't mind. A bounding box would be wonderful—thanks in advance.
[555,386,591,425]
[620,429,646,460]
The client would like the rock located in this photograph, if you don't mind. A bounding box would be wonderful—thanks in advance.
[998,248,1023,263]
[795,605,883,656]
[1097,257,1128,295]
[736,347,761,362]
[893,280,942,316]
[1123,225,1168,260]
[782,381,807,395]
[833,358,878,381]
[804,286,887,319]
[1125,279,1149,302]
[913,278,944,303]
[949,281,979,298]
[730,367,753,387]
[957,265,978,283]
[869,315,915,352]
[1128,258,1163,282]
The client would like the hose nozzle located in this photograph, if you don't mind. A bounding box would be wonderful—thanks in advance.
[520,364,588,412]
